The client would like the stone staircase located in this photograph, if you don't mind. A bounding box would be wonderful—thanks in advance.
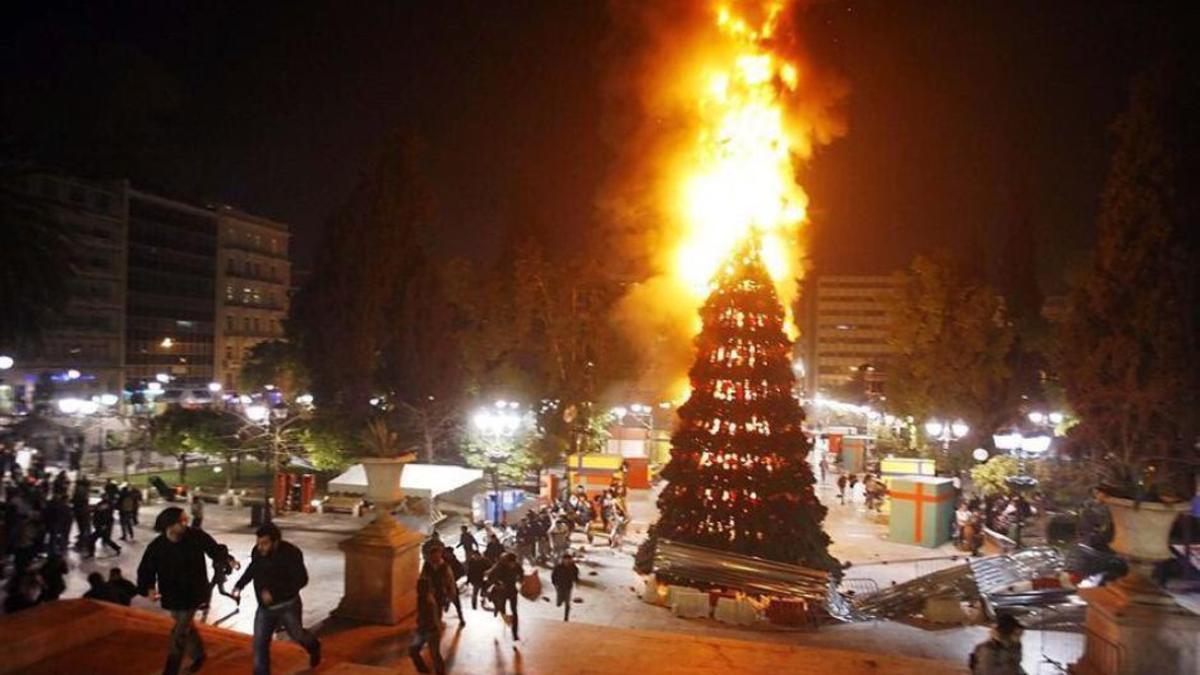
[0,600,384,675]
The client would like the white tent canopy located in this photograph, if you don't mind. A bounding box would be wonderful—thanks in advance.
[327,463,485,503]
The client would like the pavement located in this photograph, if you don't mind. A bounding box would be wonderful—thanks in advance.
[5,481,1082,673]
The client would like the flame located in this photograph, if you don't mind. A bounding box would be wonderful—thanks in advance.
[673,2,808,311]
[604,0,845,399]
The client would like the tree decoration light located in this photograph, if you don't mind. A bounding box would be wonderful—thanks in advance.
[648,235,838,572]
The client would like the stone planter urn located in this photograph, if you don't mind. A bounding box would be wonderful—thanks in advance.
[1073,491,1197,675]
[334,452,422,625]
[360,456,412,511]
[1096,490,1190,604]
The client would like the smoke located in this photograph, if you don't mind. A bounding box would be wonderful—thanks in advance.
[599,0,848,399]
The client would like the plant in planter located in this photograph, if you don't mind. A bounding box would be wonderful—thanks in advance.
[1058,65,1199,600]
[357,417,416,511]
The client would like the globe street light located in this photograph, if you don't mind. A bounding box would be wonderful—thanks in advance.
[0,355,14,370]
[925,418,969,449]
[474,404,525,525]
[992,428,1053,548]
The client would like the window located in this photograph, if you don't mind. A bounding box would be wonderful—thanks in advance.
[227,258,236,274]
[225,284,234,301]
[253,317,260,332]
[225,346,233,360]
[243,317,251,332]
[226,316,234,332]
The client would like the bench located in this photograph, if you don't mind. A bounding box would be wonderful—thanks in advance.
[317,494,366,516]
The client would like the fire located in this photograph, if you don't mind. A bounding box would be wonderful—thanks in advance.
[605,0,844,399]
[673,2,809,305]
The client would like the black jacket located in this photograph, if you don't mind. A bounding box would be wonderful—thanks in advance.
[466,557,490,585]
[551,561,579,590]
[136,527,230,610]
[234,540,308,607]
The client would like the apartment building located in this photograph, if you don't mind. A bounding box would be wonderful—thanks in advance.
[798,273,903,397]
[214,207,291,389]
[0,173,129,402]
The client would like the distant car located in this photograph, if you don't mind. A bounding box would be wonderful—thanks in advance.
[181,452,211,465]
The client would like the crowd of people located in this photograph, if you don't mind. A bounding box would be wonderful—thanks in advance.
[1,445,145,615]
[409,484,607,675]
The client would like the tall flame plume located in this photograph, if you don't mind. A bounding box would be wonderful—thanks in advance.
[605,0,845,400]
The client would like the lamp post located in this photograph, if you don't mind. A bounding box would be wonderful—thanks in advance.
[992,429,1052,548]
[924,418,969,449]
[473,401,523,526]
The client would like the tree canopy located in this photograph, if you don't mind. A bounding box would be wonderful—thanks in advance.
[1059,62,1199,498]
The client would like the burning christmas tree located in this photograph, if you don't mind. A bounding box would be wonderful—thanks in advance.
[644,234,837,573]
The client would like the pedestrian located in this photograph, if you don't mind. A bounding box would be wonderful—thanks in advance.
[232,523,322,675]
[44,494,72,556]
[109,567,138,606]
[3,572,43,614]
[848,474,860,504]
[130,485,143,525]
[819,455,828,484]
[456,524,478,558]
[551,552,580,622]
[38,555,68,602]
[483,533,504,564]
[71,478,92,552]
[422,541,463,624]
[409,568,447,674]
[118,484,138,541]
[836,473,848,505]
[466,550,489,610]
[486,551,523,640]
[549,518,570,559]
[83,571,122,604]
[190,493,204,530]
[969,614,1025,674]
[89,497,121,557]
[136,506,240,675]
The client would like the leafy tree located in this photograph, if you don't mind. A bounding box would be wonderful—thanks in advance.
[293,137,430,421]
[1059,63,1200,499]
[300,426,352,473]
[150,407,240,485]
[239,339,308,399]
[969,455,1020,498]
[886,254,1014,447]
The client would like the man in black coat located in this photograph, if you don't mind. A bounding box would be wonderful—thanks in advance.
[232,523,321,675]
[137,506,239,675]
[551,551,580,622]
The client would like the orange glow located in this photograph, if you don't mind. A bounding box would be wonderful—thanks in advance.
[672,2,809,317]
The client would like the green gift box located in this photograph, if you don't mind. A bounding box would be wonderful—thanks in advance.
[887,476,955,547]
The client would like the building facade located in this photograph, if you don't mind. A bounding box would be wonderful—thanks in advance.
[124,190,220,387]
[798,273,903,397]
[214,207,291,390]
[0,173,129,407]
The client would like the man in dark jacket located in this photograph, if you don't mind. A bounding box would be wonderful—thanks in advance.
[551,551,580,622]
[83,571,122,604]
[89,498,121,557]
[109,567,138,606]
[137,506,239,675]
[232,523,321,675]
[465,550,490,609]
[409,572,446,674]
[486,551,523,640]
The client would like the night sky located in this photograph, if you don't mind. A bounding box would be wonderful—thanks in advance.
[3,1,1191,287]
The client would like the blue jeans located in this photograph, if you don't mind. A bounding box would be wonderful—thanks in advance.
[252,599,319,675]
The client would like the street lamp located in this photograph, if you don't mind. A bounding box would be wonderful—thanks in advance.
[925,418,969,449]
[992,429,1052,548]
[0,355,13,370]
[473,404,525,525]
